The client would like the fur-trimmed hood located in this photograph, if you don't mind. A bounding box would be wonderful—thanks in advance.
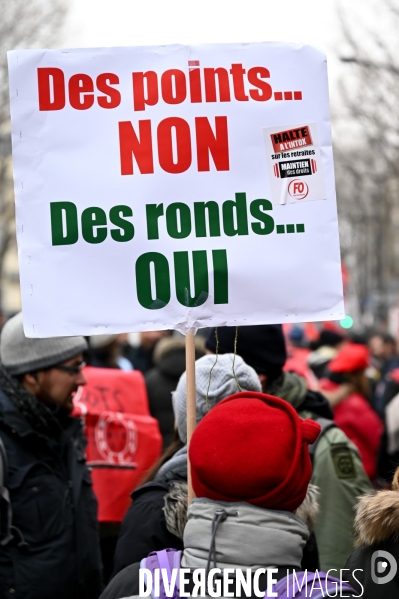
[163,481,320,540]
[355,488,399,546]
[149,336,205,379]
[153,336,205,365]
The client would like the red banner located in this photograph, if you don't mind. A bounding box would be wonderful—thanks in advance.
[73,367,162,522]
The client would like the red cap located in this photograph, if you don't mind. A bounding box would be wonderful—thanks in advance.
[328,344,369,373]
[189,392,320,513]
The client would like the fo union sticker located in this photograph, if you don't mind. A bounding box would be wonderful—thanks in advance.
[264,122,327,204]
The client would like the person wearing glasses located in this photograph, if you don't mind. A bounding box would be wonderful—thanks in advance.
[0,312,102,599]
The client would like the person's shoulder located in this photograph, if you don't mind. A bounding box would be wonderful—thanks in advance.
[132,480,171,501]
[0,388,20,424]
[0,393,29,451]
[123,481,173,522]
[312,426,372,487]
[100,562,141,599]
[67,415,88,446]
[144,366,159,384]
[312,419,358,454]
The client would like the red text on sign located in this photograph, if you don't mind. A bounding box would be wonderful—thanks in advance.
[36,63,291,112]
[37,68,121,110]
[132,64,272,111]
[119,116,230,175]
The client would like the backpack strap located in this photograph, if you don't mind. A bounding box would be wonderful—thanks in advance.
[0,435,13,546]
[140,548,181,599]
[308,417,337,461]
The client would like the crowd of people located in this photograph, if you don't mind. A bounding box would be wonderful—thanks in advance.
[1,313,399,598]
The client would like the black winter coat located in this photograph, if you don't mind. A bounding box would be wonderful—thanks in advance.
[111,480,184,577]
[0,389,103,599]
[344,485,399,599]
[346,541,399,599]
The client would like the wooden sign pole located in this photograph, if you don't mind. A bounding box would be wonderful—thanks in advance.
[186,330,196,505]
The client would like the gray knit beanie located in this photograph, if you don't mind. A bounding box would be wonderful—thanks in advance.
[0,312,88,376]
[172,353,261,444]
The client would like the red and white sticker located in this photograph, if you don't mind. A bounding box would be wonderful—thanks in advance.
[264,122,326,204]
[270,125,313,153]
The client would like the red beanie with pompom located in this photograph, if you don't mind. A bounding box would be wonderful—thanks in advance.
[189,392,320,513]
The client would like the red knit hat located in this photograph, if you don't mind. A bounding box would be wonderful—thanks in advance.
[328,343,369,373]
[189,392,320,512]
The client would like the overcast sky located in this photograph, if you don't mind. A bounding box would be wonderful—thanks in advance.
[64,0,344,88]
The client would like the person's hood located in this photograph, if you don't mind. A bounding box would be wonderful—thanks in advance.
[355,489,399,546]
[156,445,188,483]
[267,371,308,409]
[153,337,204,379]
[164,482,319,543]
[307,346,338,367]
[266,371,333,419]
[158,346,186,379]
[181,497,310,571]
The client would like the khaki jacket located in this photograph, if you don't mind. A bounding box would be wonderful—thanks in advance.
[306,419,372,571]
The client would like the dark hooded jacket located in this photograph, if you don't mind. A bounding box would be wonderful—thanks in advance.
[111,449,186,577]
[145,337,204,449]
[0,367,102,599]
[346,487,399,598]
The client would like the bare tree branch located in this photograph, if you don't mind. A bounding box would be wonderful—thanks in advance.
[335,0,399,325]
[0,0,68,309]
[340,57,399,76]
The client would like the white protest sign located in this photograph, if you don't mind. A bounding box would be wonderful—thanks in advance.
[8,43,344,337]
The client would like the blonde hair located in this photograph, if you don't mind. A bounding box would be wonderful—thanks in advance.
[392,466,399,491]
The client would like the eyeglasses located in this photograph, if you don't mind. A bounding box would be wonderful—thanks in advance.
[53,362,86,375]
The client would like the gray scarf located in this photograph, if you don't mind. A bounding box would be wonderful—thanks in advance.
[156,445,188,482]
[183,498,309,571]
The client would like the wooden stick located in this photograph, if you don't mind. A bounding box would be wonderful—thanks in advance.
[186,330,196,505]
